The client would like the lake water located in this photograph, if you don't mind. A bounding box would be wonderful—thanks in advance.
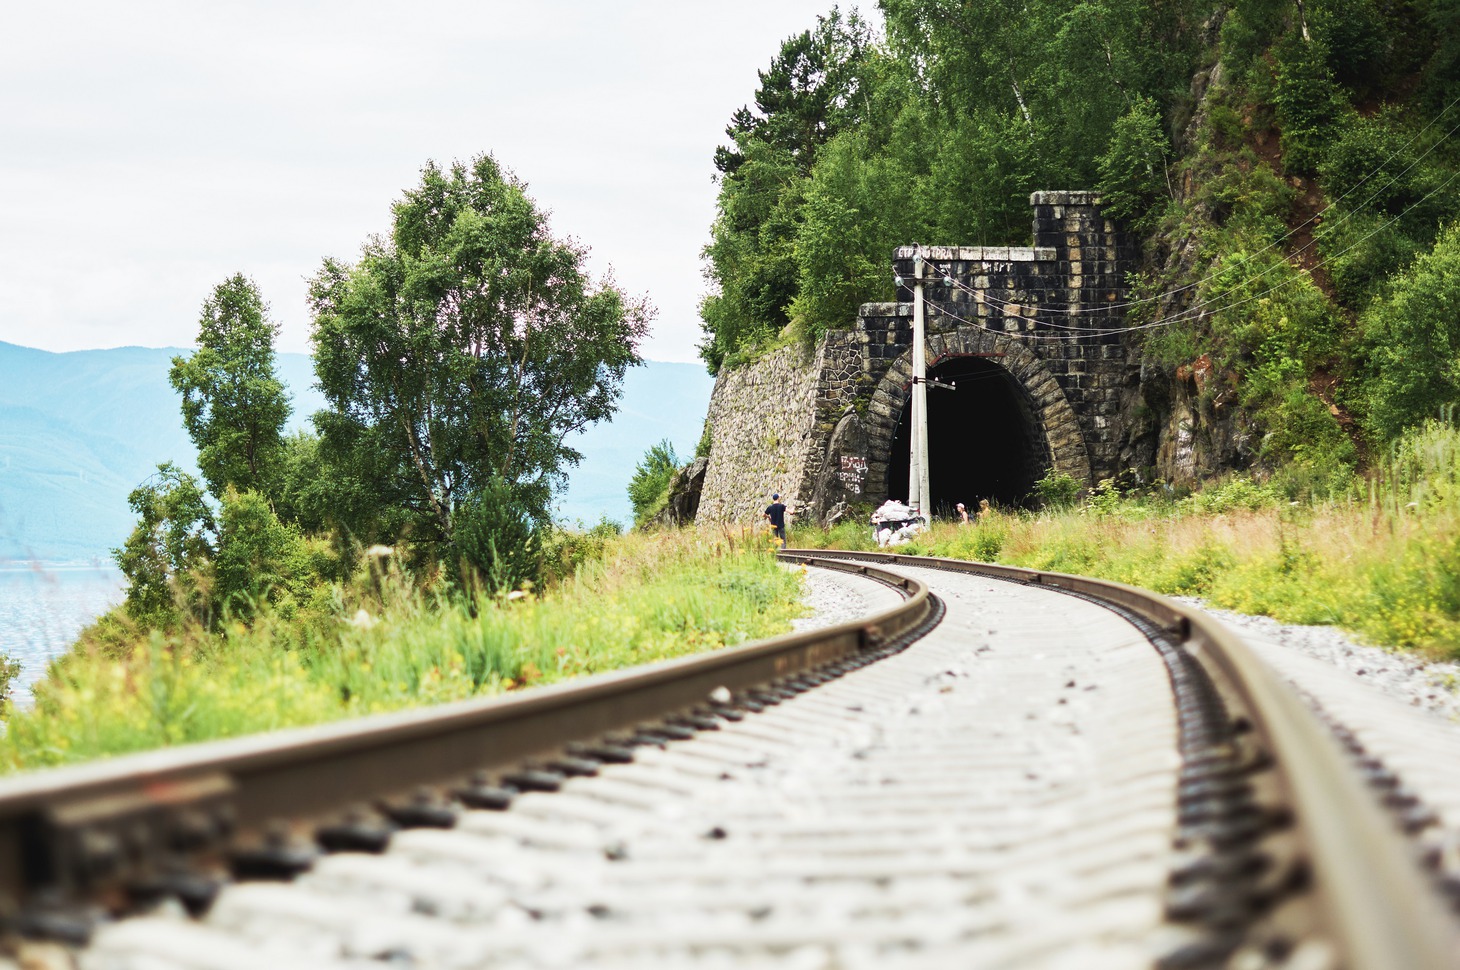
[0,565,124,703]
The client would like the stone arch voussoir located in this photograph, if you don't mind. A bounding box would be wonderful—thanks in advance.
[865,328,1092,492]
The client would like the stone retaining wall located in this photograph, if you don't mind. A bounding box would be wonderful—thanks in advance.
[694,345,823,525]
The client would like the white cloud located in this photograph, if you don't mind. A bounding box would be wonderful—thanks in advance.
[0,0,873,364]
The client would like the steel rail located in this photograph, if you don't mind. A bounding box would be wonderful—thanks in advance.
[0,557,934,930]
[785,548,1460,970]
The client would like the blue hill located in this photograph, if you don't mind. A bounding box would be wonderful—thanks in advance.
[0,342,710,562]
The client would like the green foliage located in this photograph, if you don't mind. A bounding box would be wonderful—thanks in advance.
[1155,542,1236,596]
[701,9,877,372]
[1360,222,1460,441]
[1179,474,1281,514]
[1,531,803,771]
[714,8,876,178]
[213,488,316,622]
[114,463,216,628]
[1425,0,1460,109]
[1308,0,1403,90]
[450,481,540,596]
[695,420,713,460]
[1220,2,1288,84]
[787,130,909,340]
[272,430,344,537]
[1273,35,1348,174]
[0,651,19,715]
[1317,209,1428,308]
[538,519,622,589]
[1316,113,1460,307]
[1085,478,1126,517]
[169,275,290,500]
[701,139,808,371]
[627,439,680,528]
[1096,95,1172,229]
[310,154,652,545]
[1032,471,1083,510]
[450,477,542,596]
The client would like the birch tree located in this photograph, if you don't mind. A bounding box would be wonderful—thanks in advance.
[309,154,652,545]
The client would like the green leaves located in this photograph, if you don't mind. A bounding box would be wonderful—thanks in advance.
[1097,95,1173,229]
[310,153,652,548]
[1361,222,1460,440]
[627,439,680,528]
[450,477,542,596]
[169,274,291,501]
[114,463,216,628]
[1273,35,1348,175]
[214,488,314,622]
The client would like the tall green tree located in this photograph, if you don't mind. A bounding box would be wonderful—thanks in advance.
[309,154,653,547]
[169,275,291,500]
[1361,222,1460,441]
[700,1,1207,371]
[700,8,876,372]
[714,7,877,177]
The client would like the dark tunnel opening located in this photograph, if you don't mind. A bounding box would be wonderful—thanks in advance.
[887,356,1050,516]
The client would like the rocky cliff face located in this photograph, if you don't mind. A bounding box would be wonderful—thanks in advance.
[649,457,708,528]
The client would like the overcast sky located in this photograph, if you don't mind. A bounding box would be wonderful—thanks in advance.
[0,1,871,364]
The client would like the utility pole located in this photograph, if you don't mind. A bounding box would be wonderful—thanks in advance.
[909,248,930,518]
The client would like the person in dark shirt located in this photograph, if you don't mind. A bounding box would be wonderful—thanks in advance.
[764,493,788,548]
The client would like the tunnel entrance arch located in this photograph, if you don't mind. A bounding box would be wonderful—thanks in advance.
[865,328,1092,515]
[887,356,1048,514]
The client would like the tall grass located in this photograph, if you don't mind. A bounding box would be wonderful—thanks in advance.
[800,422,1460,659]
[0,529,801,773]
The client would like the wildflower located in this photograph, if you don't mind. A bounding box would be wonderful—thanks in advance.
[348,609,378,630]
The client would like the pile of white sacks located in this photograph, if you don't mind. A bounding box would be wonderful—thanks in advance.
[871,500,927,547]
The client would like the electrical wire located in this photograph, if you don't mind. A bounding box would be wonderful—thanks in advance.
[892,92,1460,324]
[890,159,1460,343]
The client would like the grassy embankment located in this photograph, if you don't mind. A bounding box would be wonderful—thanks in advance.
[797,423,1460,661]
[0,529,800,773]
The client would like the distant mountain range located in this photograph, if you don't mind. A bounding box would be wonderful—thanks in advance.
[0,342,712,563]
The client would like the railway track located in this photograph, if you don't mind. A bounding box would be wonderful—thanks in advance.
[0,551,1456,968]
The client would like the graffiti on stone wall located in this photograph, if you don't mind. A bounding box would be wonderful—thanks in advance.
[838,455,868,494]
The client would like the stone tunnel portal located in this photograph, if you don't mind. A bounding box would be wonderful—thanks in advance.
[886,355,1050,516]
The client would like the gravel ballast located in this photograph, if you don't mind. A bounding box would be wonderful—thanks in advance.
[1174,598,1460,724]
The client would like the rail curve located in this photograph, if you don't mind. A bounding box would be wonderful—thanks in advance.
[788,549,1459,969]
[0,550,1453,968]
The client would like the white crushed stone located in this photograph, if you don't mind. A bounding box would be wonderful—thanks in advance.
[791,564,1460,723]
[1174,598,1460,723]
[787,565,904,633]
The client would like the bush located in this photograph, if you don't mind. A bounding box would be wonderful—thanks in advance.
[214,488,315,622]
[1274,36,1348,174]
[1181,475,1280,514]
[539,519,622,589]
[628,440,680,528]
[0,651,18,715]
[114,463,216,628]
[1032,471,1083,510]
[450,478,542,596]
